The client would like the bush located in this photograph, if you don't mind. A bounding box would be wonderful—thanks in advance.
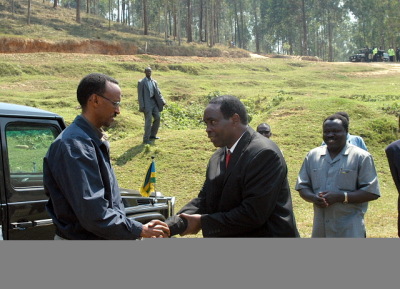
[161,102,204,130]
[167,64,201,75]
[381,102,400,117]
[367,118,398,144]
[0,63,22,77]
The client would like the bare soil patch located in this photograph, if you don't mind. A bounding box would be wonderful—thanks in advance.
[0,37,138,55]
[333,61,400,76]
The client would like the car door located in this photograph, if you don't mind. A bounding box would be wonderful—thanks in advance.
[1,118,62,239]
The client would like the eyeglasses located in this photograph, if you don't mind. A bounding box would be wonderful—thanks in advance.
[97,93,121,108]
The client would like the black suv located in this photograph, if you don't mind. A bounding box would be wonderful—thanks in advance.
[0,102,175,240]
[349,49,367,62]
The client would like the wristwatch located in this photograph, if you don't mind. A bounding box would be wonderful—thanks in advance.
[343,192,348,204]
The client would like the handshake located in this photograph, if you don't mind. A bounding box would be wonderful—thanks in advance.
[140,219,171,238]
[140,214,200,238]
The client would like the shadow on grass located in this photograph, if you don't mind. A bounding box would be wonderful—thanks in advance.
[115,143,147,166]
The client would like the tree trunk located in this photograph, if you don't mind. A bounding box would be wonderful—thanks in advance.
[233,1,239,48]
[199,0,204,42]
[27,0,31,25]
[143,0,148,35]
[186,0,193,42]
[108,0,111,30]
[214,0,220,44]
[239,1,244,49]
[173,2,177,40]
[164,2,168,40]
[252,0,260,53]
[301,0,308,56]
[117,0,120,22]
[209,0,214,47]
[328,11,333,62]
[204,0,208,43]
[177,0,181,45]
[76,0,81,23]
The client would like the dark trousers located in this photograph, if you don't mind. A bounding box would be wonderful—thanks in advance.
[143,98,161,142]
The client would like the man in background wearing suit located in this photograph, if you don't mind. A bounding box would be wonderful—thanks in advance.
[166,95,299,237]
[138,67,166,144]
[385,139,400,238]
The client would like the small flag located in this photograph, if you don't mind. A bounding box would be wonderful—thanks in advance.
[139,159,156,197]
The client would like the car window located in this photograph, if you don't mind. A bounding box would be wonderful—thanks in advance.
[6,123,58,189]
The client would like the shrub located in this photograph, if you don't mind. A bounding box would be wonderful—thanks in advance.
[0,63,22,76]
[161,102,204,130]
[367,118,398,144]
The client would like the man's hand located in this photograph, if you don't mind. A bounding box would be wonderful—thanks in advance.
[319,191,342,206]
[140,219,170,238]
[313,193,329,208]
[179,213,201,236]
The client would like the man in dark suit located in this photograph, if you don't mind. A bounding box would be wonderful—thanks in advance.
[385,139,400,238]
[166,95,299,237]
[137,67,166,144]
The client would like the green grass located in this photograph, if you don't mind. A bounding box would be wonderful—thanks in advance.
[0,52,399,238]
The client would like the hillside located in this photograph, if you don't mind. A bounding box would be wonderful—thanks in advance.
[1,50,400,238]
[0,0,249,57]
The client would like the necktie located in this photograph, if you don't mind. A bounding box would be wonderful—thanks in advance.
[225,150,231,168]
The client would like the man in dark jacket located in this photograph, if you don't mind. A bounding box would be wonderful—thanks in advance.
[166,95,299,237]
[44,73,169,240]
[385,139,400,238]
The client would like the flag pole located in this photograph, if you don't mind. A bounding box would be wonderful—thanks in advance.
[151,155,157,204]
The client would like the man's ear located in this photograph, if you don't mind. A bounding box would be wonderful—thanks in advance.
[90,94,99,105]
[231,113,240,125]
[86,94,100,110]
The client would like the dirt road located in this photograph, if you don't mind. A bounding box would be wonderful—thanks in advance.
[333,61,400,76]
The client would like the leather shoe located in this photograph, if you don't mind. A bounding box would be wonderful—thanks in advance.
[149,136,160,140]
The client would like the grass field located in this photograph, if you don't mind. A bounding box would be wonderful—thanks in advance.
[1,52,399,238]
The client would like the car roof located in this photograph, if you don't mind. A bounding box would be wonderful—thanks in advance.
[0,102,63,119]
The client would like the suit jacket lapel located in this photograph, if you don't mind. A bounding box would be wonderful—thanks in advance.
[205,148,226,212]
[223,127,254,183]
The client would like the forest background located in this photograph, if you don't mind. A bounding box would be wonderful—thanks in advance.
[0,0,400,238]
[3,0,400,60]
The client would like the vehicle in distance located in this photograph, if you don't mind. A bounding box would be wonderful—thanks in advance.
[349,49,367,62]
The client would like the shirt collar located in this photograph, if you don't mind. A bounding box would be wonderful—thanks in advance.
[226,130,246,154]
[80,115,107,141]
[321,143,351,161]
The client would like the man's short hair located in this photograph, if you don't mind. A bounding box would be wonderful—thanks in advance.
[77,73,118,108]
[257,123,271,131]
[323,113,349,133]
[209,95,248,125]
[335,111,349,122]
